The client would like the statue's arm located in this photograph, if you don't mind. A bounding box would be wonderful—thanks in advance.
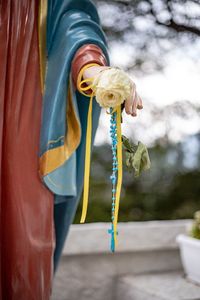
[71,44,108,88]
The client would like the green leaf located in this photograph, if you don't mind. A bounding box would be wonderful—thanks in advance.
[122,135,137,153]
[132,142,151,177]
[122,135,151,177]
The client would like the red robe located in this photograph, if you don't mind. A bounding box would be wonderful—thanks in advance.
[0,1,54,299]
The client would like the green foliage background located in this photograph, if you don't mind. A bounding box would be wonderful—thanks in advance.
[74,134,200,223]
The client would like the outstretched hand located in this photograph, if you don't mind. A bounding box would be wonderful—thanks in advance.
[83,65,143,117]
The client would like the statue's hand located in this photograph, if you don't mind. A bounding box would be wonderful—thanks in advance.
[125,80,143,117]
[83,65,143,117]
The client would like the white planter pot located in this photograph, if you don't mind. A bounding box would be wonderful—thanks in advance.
[177,234,200,285]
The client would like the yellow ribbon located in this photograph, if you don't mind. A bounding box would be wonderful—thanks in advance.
[77,63,101,223]
[114,105,123,245]
[77,64,123,246]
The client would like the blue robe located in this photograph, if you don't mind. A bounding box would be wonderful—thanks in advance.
[40,0,109,271]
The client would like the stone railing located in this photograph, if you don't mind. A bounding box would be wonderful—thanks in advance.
[52,220,200,300]
[63,220,191,255]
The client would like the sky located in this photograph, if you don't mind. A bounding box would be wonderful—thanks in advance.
[95,41,200,146]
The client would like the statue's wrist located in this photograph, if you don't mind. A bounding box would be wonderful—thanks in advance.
[71,44,108,88]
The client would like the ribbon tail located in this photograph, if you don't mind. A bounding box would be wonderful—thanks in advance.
[113,105,123,245]
[80,96,93,223]
[77,63,101,223]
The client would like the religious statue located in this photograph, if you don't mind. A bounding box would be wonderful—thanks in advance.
[0,0,143,299]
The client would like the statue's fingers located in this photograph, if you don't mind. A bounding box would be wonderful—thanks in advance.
[131,92,138,117]
[125,82,136,115]
[124,97,132,115]
[137,95,143,110]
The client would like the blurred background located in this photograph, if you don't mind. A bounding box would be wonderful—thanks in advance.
[74,0,200,223]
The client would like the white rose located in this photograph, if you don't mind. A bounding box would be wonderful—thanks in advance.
[92,68,132,108]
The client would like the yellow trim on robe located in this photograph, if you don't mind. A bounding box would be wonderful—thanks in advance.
[39,84,81,176]
[38,0,48,94]
[47,136,65,146]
